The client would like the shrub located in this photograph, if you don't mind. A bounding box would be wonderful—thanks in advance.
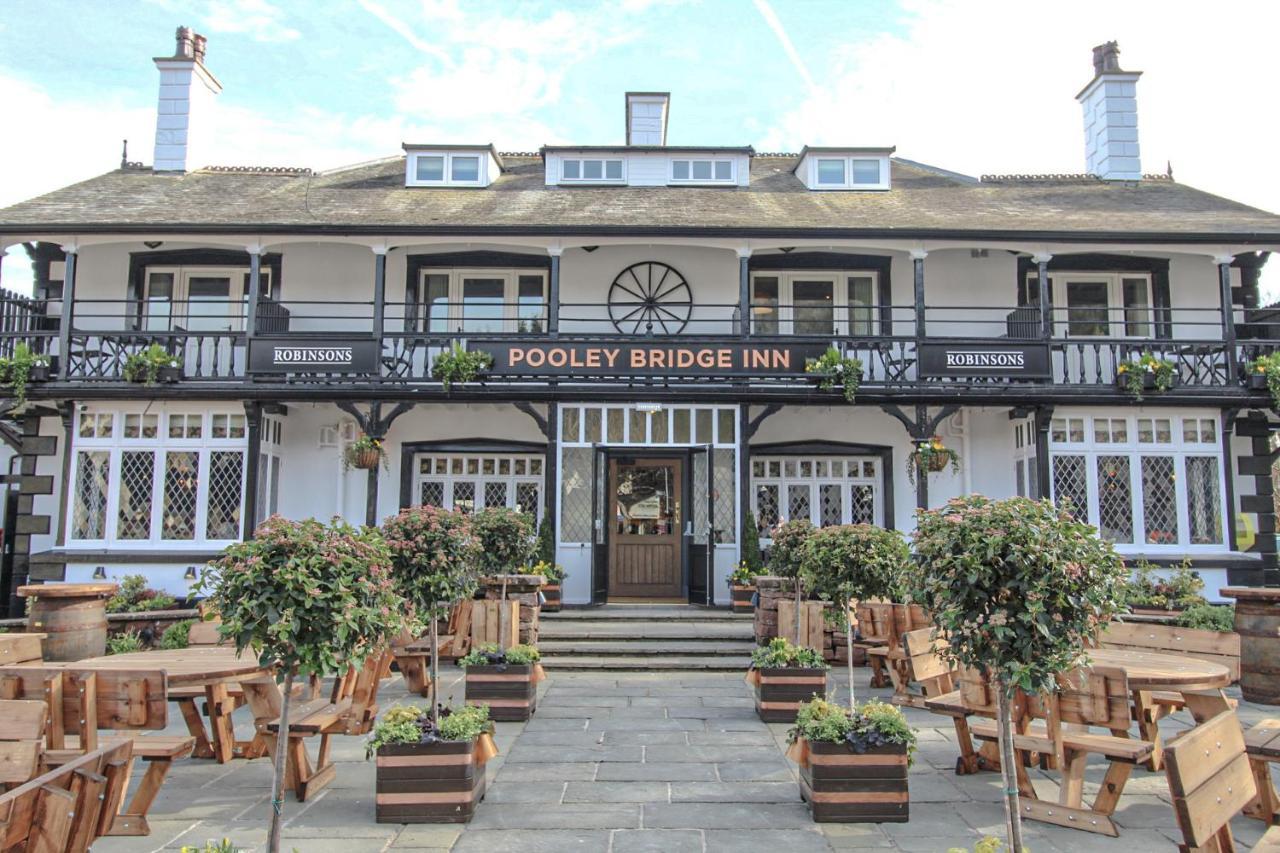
[750,636,827,669]
[106,574,178,613]
[740,512,765,575]
[1122,559,1206,610]
[533,509,556,564]
[158,619,193,650]
[1175,603,1235,633]
[789,697,917,764]
[106,632,144,655]
[767,519,813,579]
[471,507,535,575]
[458,643,541,667]
[0,343,50,406]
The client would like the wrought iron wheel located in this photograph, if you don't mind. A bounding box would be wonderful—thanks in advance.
[607,262,693,335]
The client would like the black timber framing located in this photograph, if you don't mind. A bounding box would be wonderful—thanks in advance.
[880,404,959,510]
[5,411,58,615]
[126,249,283,330]
[397,437,549,511]
[748,438,896,531]
[1015,253,1173,339]
[1235,411,1280,587]
[337,401,416,526]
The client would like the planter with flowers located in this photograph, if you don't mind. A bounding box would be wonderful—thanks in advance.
[907,437,960,486]
[747,637,828,723]
[527,510,563,611]
[0,344,52,406]
[368,704,497,823]
[728,562,758,614]
[459,643,546,721]
[1249,352,1280,407]
[431,343,494,391]
[345,435,387,471]
[805,346,863,403]
[123,343,181,385]
[1116,352,1178,400]
[786,697,917,823]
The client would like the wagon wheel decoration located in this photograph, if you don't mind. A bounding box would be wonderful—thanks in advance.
[608,262,693,335]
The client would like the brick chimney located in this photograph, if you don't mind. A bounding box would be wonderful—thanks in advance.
[152,26,221,173]
[1075,41,1142,181]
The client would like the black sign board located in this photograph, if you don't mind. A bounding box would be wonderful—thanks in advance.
[474,341,828,377]
[247,337,380,374]
[918,343,1052,379]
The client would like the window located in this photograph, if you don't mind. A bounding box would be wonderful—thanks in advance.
[416,453,543,519]
[255,415,284,526]
[1026,272,1155,338]
[68,409,247,548]
[451,156,479,182]
[406,151,488,187]
[1049,412,1226,551]
[749,271,879,336]
[142,266,272,333]
[752,455,882,531]
[1012,418,1038,498]
[851,159,881,184]
[817,159,846,185]
[415,156,444,182]
[411,268,548,334]
[561,158,624,183]
[671,159,734,183]
[808,154,891,190]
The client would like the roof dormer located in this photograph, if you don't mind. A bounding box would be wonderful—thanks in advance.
[795,146,894,191]
[542,146,753,187]
[402,144,503,188]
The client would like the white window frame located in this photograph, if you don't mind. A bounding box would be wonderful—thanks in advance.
[406,152,488,187]
[560,157,626,184]
[748,270,879,336]
[669,158,735,185]
[417,267,548,334]
[752,455,883,533]
[66,407,248,550]
[1012,417,1038,498]
[807,154,891,190]
[1048,411,1228,553]
[1025,271,1155,339]
[415,453,544,518]
[142,265,272,333]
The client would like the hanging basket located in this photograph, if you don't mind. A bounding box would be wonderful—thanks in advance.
[919,450,953,473]
[348,447,382,470]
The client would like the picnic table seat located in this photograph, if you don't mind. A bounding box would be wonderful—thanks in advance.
[0,700,47,790]
[0,633,45,667]
[1101,621,1241,683]
[0,740,133,853]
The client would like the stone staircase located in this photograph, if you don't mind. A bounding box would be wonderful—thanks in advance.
[539,604,755,671]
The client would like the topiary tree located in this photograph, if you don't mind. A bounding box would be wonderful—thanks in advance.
[533,508,556,566]
[768,519,815,644]
[382,506,482,726]
[740,512,765,575]
[801,524,911,711]
[909,495,1126,853]
[197,517,402,853]
[471,507,536,576]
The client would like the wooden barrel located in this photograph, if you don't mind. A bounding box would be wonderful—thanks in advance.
[1223,587,1280,704]
[17,583,117,662]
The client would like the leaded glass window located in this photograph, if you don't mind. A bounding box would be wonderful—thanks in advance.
[162,451,200,540]
[560,447,592,543]
[1096,456,1133,544]
[752,454,882,530]
[756,484,779,529]
[1141,456,1179,546]
[205,451,244,540]
[414,453,543,519]
[820,483,843,527]
[1186,456,1222,545]
[72,451,110,539]
[850,484,875,525]
[420,480,444,507]
[1051,455,1088,519]
[116,451,154,540]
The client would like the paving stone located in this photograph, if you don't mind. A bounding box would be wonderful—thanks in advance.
[587,717,703,731]
[686,729,776,746]
[670,781,799,803]
[562,781,669,802]
[521,716,591,731]
[715,761,796,782]
[705,828,835,852]
[505,745,643,763]
[646,744,784,763]
[389,825,464,847]
[514,730,610,746]
[642,802,814,829]
[612,828,704,853]
[595,762,718,782]
[604,730,689,745]
[497,762,599,781]
[90,820,198,852]
[451,829,612,852]
[468,803,641,830]
[482,780,566,803]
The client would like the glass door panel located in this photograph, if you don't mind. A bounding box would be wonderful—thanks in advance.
[185,275,235,331]
[1063,280,1110,337]
[144,271,176,331]
[516,274,546,333]
[459,277,505,333]
[751,276,780,335]
[793,279,835,336]
[847,275,875,336]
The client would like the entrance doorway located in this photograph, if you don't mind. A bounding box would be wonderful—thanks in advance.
[607,458,684,599]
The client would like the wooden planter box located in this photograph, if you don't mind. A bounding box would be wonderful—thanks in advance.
[798,739,909,823]
[1117,372,1178,392]
[465,664,537,721]
[731,584,754,614]
[752,666,827,723]
[1249,373,1269,391]
[541,584,561,612]
[375,740,486,823]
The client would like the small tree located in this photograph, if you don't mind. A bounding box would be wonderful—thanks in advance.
[801,524,910,712]
[909,496,1125,853]
[472,507,536,575]
[768,519,815,644]
[197,517,402,853]
[533,509,556,566]
[382,506,481,726]
[740,512,765,575]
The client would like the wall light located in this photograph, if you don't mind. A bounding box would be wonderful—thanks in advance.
[92,566,106,579]
[184,566,198,581]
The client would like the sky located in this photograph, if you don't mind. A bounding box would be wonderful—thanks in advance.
[2,0,1279,297]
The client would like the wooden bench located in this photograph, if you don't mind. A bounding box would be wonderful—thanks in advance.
[0,633,45,667]
[0,740,133,853]
[859,603,929,691]
[0,700,47,790]
[1241,718,1280,825]
[1166,710,1280,852]
[1101,621,1241,683]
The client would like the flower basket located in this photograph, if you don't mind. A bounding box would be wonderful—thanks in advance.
[374,737,496,823]
[792,737,909,823]
[540,583,561,612]
[349,447,382,470]
[464,663,545,722]
[748,666,828,723]
[906,438,960,485]
[1116,372,1179,392]
[731,584,754,614]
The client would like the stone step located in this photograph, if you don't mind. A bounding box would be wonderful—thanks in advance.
[544,606,750,622]
[541,654,752,672]
[540,640,756,657]
[540,622,755,642]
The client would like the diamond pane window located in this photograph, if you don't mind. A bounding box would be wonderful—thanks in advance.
[516,483,540,515]
[1185,456,1223,545]
[1141,456,1180,545]
[72,451,110,539]
[420,480,445,507]
[1052,455,1088,519]
[116,451,155,540]
[1096,456,1133,544]
[484,481,508,509]
[206,451,244,540]
[756,484,780,529]
[692,452,708,545]
[713,449,736,542]
[560,447,592,542]
[850,484,875,524]
[819,483,842,527]
[788,485,811,523]
[161,451,200,540]
[453,482,476,514]
[529,459,542,475]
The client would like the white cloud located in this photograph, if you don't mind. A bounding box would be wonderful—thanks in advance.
[751,0,819,95]
[201,0,301,42]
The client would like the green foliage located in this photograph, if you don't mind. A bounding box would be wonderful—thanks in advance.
[751,636,827,669]
[366,704,493,756]
[728,561,759,586]
[158,619,193,650]
[1250,352,1280,410]
[907,436,961,486]
[0,344,50,406]
[381,505,481,623]
[767,519,814,579]
[1175,603,1235,633]
[122,343,180,385]
[533,509,557,565]
[789,697,918,764]
[1117,351,1177,400]
[521,560,565,584]
[196,516,403,677]
[342,434,388,472]
[1122,559,1206,610]
[740,512,765,575]
[431,343,494,391]
[180,839,243,853]
[471,507,536,575]
[804,346,863,403]
[106,632,144,655]
[800,524,910,629]
[458,643,541,667]
[947,838,1016,853]
[439,704,491,741]
[105,575,178,613]
[909,495,1127,696]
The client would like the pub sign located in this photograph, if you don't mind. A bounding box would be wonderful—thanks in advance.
[474,341,828,377]
[918,343,1052,379]
[247,337,380,374]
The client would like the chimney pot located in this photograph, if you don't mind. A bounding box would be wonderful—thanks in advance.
[175,26,195,58]
[192,34,207,63]
[1091,41,1123,76]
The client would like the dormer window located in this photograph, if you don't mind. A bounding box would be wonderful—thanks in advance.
[562,158,624,183]
[415,156,444,182]
[796,147,893,191]
[403,145,501,188]
[671,159,734,184]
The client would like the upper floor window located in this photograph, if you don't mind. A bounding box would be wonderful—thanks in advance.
[142,265,273,333]
[1026,272,1154,338]
[410,268,547,334]
[671,159,734,184]
[405,150,491,187]
[750,271,878,336]
[561,158,624,183]
[808,155,889,190]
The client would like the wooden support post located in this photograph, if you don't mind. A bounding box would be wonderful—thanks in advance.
[243,402,262,538]
[57,248,76,380]
[548,249,561,337]
[372,248,387,365]
[1216,254,1238,377]
[1034,405,1053,500]
[911,249,926,345]
[1034,253,1053,339]
[738,249,751,337]
[245,248,262,339]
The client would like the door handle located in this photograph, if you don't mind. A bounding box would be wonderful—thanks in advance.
[683,521,693,536]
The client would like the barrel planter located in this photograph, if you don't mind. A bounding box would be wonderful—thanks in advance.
[541,584,562,613]
[17,583,117,661]
[731,584,754,614]
[750,666,827,723]
[374,739,490,823]
[794,738,910,823]
[1223,587,1280,704]
[465,664,538,722]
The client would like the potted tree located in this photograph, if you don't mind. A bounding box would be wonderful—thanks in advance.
[768,519,816,645]
[528,510,563,611]
[730,513,766,614]
[786,697,917,823]
[473,507,542,644]
[197,517,403,853]
[457,642,545,721]
[909,495,1126,853]
[747,636,828,723]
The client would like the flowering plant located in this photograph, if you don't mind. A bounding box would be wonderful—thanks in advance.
[366,704,493,756]
[520,560,565,583]
[122,343,181,385]
[1250,352,1280,409]
[471,507,536,575]
[751,636,827,669]
[728,561,759,586]
[788,697,917,764]
[1116,351,1176,400]
[805,346,863,404]
[343,434,387,471]
[458,643,541,667]
[431,343,493,391]
[907,436,960,485]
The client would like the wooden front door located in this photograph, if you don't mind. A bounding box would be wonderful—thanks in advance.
[608,458,683,598]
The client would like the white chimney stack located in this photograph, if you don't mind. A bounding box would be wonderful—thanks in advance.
[152,26,221,173]
[625,92,669,146]
[1076,41,1142,181]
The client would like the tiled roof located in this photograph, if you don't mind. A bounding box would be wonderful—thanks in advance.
[2,155,1279,240]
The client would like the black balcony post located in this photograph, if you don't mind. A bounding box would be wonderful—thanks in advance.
[911,249,926,343]
[57,247,76,380]
[372,248,387,357]
[738,248,751,337]
[1034,406,1053,500]
[548,249,561,337]
[1216,254,1238,377]
[245,247,262,339]
[1034,252,1053,339]
[242,401,262,539]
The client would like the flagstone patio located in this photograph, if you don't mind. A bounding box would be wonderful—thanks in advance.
[90,664,1278,852]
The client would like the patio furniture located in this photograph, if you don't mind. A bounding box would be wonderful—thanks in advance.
[862,603,930,692]
[1100,621,1241,682]
[1242,718,1280,824]
[0,740,133,853]
[1165,710,1280,852]
[16,583,118,661]
[0,634,45,667]
[0,700,47,789]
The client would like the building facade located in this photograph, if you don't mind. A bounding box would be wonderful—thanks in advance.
[0,33,1278,613]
